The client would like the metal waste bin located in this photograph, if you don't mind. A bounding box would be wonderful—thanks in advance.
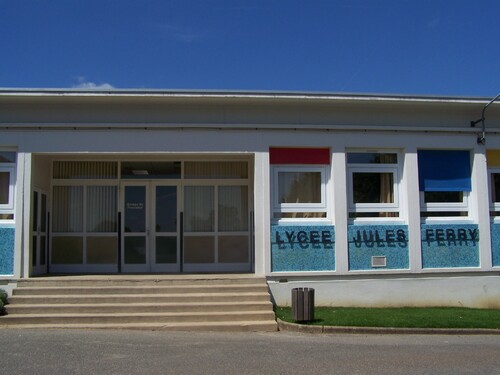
[291,287,315,322]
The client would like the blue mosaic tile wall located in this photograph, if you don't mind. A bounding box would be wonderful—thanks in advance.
[421,224,479,268]
[347,224,409,270]
[490,223,500,267]
[271,224,335,272]
[0,225,15,275]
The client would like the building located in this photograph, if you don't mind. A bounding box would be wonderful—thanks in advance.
[1,89,499,307]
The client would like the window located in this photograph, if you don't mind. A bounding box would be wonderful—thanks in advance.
[272,166,327,219]
[418,150,471,218]
[52,161,119,265]
[347,152,399,219]
[490,171,500,217]
[0,152,16,221]
[486,150,500,218]
[270,147,330,220]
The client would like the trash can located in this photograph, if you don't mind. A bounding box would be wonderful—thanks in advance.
[291,287,315,322]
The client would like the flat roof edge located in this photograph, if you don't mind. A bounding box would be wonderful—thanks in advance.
[0,88,496,104]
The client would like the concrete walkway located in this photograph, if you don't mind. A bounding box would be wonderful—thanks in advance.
[1,329,499,374]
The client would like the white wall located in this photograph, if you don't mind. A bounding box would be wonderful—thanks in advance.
[268,275,500,308]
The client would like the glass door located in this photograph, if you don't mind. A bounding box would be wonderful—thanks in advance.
[32,189,48,275]
[152,183,179,272]
[121,182,179,273]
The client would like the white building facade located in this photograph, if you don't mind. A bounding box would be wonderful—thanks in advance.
[1,89,499,307]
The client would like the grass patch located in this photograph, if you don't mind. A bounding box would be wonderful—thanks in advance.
[275,306,500,329]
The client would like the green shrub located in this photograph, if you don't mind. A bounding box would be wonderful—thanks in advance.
[0,289,7,304]
[0,299,4,316]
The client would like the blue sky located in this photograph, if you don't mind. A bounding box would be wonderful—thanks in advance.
[0,0,499,96]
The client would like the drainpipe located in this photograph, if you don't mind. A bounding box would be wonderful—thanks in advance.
[470,93,500,145]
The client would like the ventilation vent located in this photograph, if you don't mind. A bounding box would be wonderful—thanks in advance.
[371,256,387,268]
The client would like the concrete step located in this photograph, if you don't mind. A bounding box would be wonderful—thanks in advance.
[8,292,272,305]
[2,275,278,331]
[6,301,273,314]
[16,275,264,288]
[0,310,276,325]
[12,284,268,296]
[0,320,278,332]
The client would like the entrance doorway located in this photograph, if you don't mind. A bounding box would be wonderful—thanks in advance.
[122,181,252,273]
[122,182,179,272]
[48,159,253,274]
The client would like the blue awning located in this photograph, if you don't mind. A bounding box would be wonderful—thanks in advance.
[417,150,471,192]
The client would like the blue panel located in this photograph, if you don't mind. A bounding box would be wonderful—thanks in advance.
[0,225,15,275]
[347,224,409,270]
[490,223,500,267]
[271,224,335,272]
[421,224,479,268]
[417,150,471,192]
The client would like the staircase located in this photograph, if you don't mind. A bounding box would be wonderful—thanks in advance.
[0,275,278,331]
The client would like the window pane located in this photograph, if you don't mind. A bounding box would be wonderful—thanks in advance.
[124,186,146,233]
[32,191,38,231]
[347,153,397,164]
[41,194,47,232]
[185,161,248,179]
[40,236,46,266]
[87,237,118,264]
[184,236,215,263]
[424,191,463,203]
[87,186,117,232]
[53,161,118,179]
[492,174,500,203]
[353,173,394,203]
[0,172,10,204]
[218,186,248,231]
[274,212,327,219]
[156,186,177,232]
[278,172,321,204]
[0,152,16,163]
[218,236,249,263]
[421,211,468,218]
[32,235,37,266]
[156,237,177,263]
[121,162,180,179]
[124,237,146,264]
[349,212,399,218]
[51,237,83,264]
[184,186,214,232]
[52,186,83,232]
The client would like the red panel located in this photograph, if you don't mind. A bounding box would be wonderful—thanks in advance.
[270,147,330,165]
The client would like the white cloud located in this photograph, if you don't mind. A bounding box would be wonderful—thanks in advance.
[156,24,206,43]
[73,76,114,89]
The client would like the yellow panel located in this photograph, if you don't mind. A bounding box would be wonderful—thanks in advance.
[487,150,500,167]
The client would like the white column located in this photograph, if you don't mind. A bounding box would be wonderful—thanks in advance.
[471,147,492,270]
[332,150,349,273]
[253,152,270,276]
[403,148,423,272]
[21,153,32,278]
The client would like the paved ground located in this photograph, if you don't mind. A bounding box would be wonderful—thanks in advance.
[1,329,499,375]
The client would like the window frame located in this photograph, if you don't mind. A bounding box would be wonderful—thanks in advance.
[417,150,472,221]
[346,151,401,220]
[271,165,328,220]
[488,168,500,218]
[420,191,469,214]
[0,165,16,215]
